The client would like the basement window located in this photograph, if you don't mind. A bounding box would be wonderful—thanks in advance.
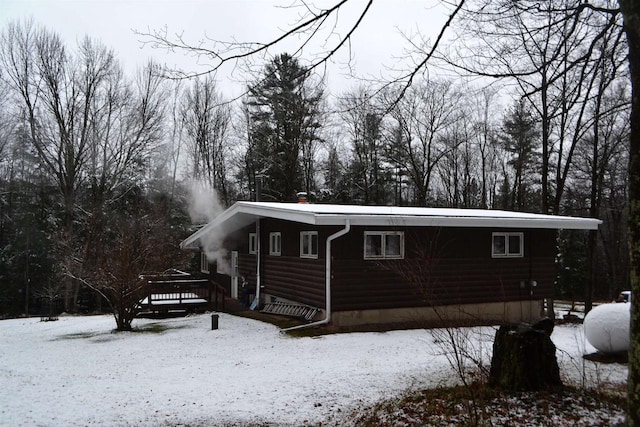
[269,232,282,256]
[249,233,257,254]
[300,231,318,259]
[364,231,404,260]
[492,232,524,258]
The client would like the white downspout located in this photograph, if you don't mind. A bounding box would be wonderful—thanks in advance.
[254,218,261,308]
[283,220,351,332]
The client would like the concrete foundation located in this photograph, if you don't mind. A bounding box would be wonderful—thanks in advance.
[330,300,545,328]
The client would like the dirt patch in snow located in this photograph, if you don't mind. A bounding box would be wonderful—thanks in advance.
[338,384,626,427]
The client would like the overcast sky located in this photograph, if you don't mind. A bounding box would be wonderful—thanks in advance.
[0,0,448,97]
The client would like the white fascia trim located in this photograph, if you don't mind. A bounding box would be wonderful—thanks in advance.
[180,202,245,249]
[180,225,208,249]
[238,202,317,225]
[180,202,318,249]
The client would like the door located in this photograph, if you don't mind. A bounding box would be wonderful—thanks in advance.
[231,251,239,299]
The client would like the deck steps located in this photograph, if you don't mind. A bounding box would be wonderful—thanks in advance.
[261,302,320,321]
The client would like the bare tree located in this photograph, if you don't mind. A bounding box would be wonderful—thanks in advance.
[87,59,165,203]
[1,23,111,310]
[135,2,377,82]
[0,77,14,160]
[444,1,624,216]
[567,80,630,299]
[80,59,166,312]
[577,35,630,310]
[435,93,481,208]
[1,21,90,235]
[0,22,167,311]
[337,86,390,204]
[471,86,502,209]
[385,79,456,206]
[165,80,187,203]
[67,196,186,331]
[182,76,232,204]
[451,1,628,313]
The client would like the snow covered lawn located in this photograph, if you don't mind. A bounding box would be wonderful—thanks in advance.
[0,313,628,426]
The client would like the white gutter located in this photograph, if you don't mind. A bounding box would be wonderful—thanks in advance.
[310,214,602,230]
[282,220,351,332]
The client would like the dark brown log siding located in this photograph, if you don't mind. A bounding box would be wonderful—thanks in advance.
[256,219,340,307]
[238,253,257,281]
[263,256,325,306]
[221,220,559,312]
[331,226,557,311]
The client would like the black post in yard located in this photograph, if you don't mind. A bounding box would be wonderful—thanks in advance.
[211,314,219,330]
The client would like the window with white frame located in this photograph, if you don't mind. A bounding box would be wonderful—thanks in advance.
[200,251,210,273]
[300,231,318,258]
[492,232,524,257]
[269,232,282,256]
[364,231,404,259]
[249,233,257,254]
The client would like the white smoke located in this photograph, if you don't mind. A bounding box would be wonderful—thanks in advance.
[187,180,231,275]
[187,180,224,224]
[204,247,231,275]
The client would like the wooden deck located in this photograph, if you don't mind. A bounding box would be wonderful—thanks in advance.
[138,272,225,314]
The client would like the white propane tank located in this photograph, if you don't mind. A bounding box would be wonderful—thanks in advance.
[583,303,630,353]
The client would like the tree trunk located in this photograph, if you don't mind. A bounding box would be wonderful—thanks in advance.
[585,229,598,314]
[489,321,561,391]
[618,1,640,425]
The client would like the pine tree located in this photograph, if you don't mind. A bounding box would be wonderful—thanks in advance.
[246,53,324,201]
[499,100,541,212]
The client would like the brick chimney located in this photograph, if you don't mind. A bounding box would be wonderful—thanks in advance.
[296,192,308,203]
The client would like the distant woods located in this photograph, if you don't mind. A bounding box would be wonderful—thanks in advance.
[0,16,630,316]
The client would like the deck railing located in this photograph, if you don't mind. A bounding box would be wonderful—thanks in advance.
[139,273,226,313]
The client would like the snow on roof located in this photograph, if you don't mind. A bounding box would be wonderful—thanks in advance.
[181,201,601,249]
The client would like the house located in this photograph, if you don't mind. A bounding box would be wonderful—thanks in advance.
[180,201,600,329]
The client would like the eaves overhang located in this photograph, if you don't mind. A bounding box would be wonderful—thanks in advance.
[180,201,602,250]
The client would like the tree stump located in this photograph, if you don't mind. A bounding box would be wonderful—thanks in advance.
[489,319,561,391]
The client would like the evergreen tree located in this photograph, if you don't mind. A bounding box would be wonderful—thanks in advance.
[499,100,541,212]
[319,144,350,203]
[246,53,324,202]
[349,111,389,204]
[0,127,57,317]
[555,230,588,300]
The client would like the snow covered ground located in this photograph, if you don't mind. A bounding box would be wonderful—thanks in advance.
[0,313,628,426]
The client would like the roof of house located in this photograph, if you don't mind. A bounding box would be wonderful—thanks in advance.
[180,201,601,249]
